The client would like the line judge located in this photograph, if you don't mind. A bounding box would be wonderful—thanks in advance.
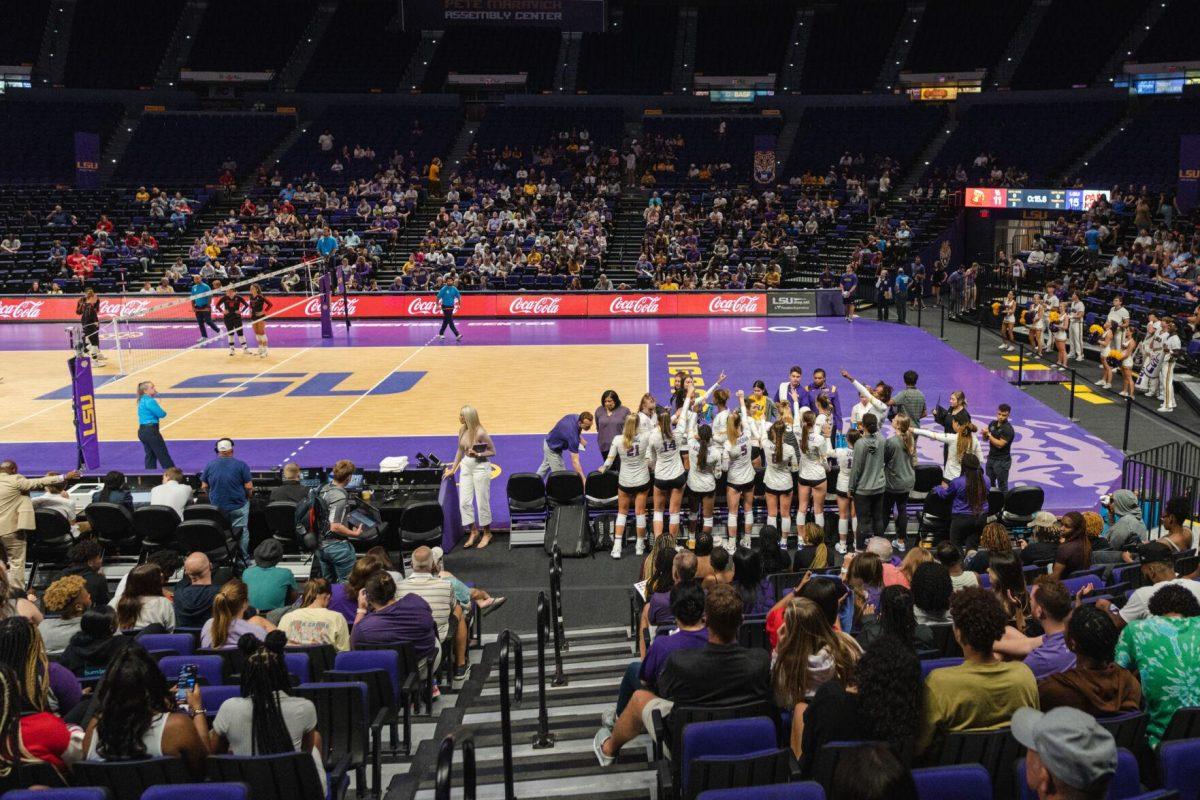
[536,411,593,483]
[136,381,174,469]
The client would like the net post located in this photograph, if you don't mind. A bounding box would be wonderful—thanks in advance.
[111,317,125,376]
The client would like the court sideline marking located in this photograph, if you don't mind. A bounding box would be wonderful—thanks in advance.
[159,347,315,432]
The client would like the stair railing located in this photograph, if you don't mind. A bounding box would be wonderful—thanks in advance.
[532,592,557,749]
[497,629,524,800]
[549,545,569,652]
[435,727,477,800]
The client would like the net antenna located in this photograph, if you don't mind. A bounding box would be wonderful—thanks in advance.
[101,258,319,379]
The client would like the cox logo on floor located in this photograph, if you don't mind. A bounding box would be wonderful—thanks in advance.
[38,371,426,400]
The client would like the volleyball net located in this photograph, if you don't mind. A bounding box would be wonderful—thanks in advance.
[77,258,324,381]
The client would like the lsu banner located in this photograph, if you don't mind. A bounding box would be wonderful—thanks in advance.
[74,132,100,190]
[753,135,777,187]
[70,355,101,469]
[1179,135,1200,214]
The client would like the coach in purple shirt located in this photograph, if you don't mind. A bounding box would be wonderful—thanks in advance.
[350,572,440,668]
[536,411,594,482]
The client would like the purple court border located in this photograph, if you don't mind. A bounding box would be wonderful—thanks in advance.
[0,317,1124,521]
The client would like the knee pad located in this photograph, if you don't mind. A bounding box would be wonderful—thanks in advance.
[727,512,738,530]
[780,517,791,533]
[814,512,825,526]
[702,517,714,530]
[615,513,627,529]
[669,513,680,527]
[653,511,664,523]
[635,515,646,530]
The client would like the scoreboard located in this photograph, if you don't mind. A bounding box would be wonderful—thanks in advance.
[964,187,1111,212]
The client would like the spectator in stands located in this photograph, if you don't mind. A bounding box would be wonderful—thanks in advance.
[845,551,884,630]
[1039,605,1140,717]
[201,580,274,649]
[831,742,919,800]
[311,460,365,583]
[30,472,84,534]
[39,575,90,655]
[115,564,175,633]
[1115,583,1200,747]
[594,584,771,767]
[794,522,829,571]
[91,470,133,510]
[1102,542,1200,629]
[1013,707,1117,800]
[731,548,772,616]
[278,578,350,652]
[772,595,862,718]
[1050,512,1092,579]
[398,546,467,680]
[212,632,326,794]
[798,634,923,772]
[201,438,253,557]
[350,572,440,673]
[0,618,81,769]
[82,644,209,778]
[916,588,1038,755]
[62,539,109,608]
[269,462,310,504]
[1020,512,1062,565]
[862,537,904,586]
[1,461,80,588]
[934,542,979,590]
[173,552,220,629]
[910,561,953,626]
[0,236,20,254]
[603,581,707,731]
[242,540,297,613]
[148,467,192,519]
[44,205,76,227]
[965,521,1013,573]
[1096,490,1145,555]
[859,585,934,652]
[329,554,385,624]
[996,577,1076,680]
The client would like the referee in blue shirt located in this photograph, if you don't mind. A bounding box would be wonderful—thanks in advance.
[437,276,462,341]
[136,381,175,469]
[190,274,220,340]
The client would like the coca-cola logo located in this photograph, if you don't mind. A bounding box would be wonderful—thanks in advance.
[303,297,361,317]
[708,295,761,314]
[98,299,156,317]
[508,296,561,315]
[608,295,661,315]
[0,300,45,319]
[404,297,440,316]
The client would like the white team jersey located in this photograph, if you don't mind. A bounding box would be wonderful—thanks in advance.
[833,447,853,492]
[762,439,798,491]
[687,439,724,493]
[604,434,651,488]
[724,433,756,485]
[796,429,831,481]
[712,409,731,444]
[648,426,687,481]
[636,411,656,436]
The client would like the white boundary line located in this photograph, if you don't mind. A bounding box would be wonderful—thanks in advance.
[160,346,314,431]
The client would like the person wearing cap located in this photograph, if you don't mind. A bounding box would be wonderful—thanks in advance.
[1112,497,1197,566]
[1013,706,1118,800]
[242,540,297,612]
[1020,512,1062,565]
[1097,542,1200,628]
[429,546,505,615]
[200,438,253,557]
[1115,584,1200,748]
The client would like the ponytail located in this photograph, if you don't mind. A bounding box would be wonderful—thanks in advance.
[956,423,977,462]
[800,410,816,457]
[211,580,249,648]
[300,578,331,608]
[726,411,742,444]
[770,421,785,464]
[620,413,639,450]
[893,415,917,465]
[696,424,713,473]
[238,631,295,755]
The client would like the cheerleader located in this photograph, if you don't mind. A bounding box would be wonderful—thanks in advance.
[648,410,688,541]
[1117,327,1137,398]
[442,405,496,549]
[762,421,799,537]
[247,283,274,358]
[215,286,249,355]
[832,429,860,554]
[687,424,723,541]
[999,291,1017,351]
[1051,309,1068,370]
[914,419,981,481]
[1026,294,1045,357]
[598,415,652,559]
[1067,290,1086,361]
[1157,320,1181,413]
[1095,320,1115,389]
[794,409,831,535]
[723,394,757,549]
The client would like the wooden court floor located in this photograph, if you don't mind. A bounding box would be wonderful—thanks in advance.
[0,344,648,444]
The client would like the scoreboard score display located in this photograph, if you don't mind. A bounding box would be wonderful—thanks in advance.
[964,187,1111,212]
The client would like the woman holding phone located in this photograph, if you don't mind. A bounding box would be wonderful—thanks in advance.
[444,405,497,549]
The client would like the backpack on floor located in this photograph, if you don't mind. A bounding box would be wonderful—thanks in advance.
[544,503,594,558]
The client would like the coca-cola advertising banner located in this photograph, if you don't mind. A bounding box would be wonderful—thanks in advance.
[0,292,768,322]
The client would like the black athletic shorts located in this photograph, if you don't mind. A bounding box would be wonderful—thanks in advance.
[654,473,687,491]
[727,479,757,493]
[798,476,827,488]
[619,480,652,497]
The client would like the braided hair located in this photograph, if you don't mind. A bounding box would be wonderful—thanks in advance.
[0,618,49,713]
[1066,605,1120,666]
[0,665,23,780]
[237,631,296,755]
[94,644,174,760]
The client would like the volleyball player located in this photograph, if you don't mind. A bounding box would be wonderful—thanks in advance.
[686,424,722,544]
[648,410,687,542]
[722,393,758,550]
[599,415,652,559]
[832,429,859,553]
[1157,320,1181,413]
[710,388,732,445]
[443,405,496,549]
[1000,291,1017,351]
[762,420,798,538]
[635,393,657,436]
[215,286,249,355]
[1067,291,1086,361]
[247,283,273,358]
[75,287,104,363]
[842,369,887,431]
[794,408,831,536]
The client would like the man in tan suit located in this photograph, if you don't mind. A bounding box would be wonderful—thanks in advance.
[0,460,80,586]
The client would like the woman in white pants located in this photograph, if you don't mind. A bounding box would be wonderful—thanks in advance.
[443,405,497,549]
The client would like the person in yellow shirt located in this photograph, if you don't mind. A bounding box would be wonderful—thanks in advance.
[523,182,537,197]
[658,278,679,291]
[204,242,221,260]
[135,187,150,203]
[427,158,442,196]
[917,587,1038,755]
[528,250,543,266]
